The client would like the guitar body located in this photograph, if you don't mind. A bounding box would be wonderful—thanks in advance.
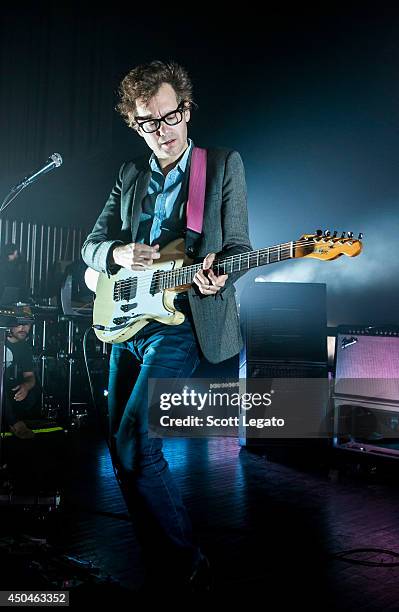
[86,238,192,344]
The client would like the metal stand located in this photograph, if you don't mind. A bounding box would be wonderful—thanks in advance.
[60,315,92,428]
[30,307,108,429]
[0,326,8,470]
[67,318,75,423]
[41,318,49,412]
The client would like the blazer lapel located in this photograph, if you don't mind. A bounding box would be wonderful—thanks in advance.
[130,168,151,241]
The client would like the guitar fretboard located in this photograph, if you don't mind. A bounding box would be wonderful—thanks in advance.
[159,241,309,290]
[113,241,315,299]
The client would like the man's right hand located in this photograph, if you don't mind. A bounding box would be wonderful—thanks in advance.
[112,243,160,270]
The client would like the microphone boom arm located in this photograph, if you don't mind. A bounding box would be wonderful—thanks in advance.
[0,153,63,215]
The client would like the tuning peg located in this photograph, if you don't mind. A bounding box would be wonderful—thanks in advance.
[316,229,322,237]
[324,230,330,237]
[333,230,338,238]
[358,232,363,240]
[347,231,353,239]
[341,231,346,238]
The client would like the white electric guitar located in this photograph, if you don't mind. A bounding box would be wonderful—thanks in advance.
[85,230,363,344]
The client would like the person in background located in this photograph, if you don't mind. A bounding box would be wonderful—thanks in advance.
[0,243,29,303]
[5,321,39,439]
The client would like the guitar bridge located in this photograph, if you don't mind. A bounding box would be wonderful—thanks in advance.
[112,314,143,325]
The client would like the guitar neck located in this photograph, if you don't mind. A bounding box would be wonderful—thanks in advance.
[161,241,303,290]
[109,232,361,300]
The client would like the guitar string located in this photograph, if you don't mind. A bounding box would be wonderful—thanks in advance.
[112,239,355,296]
[110,238,355,297]
[113,238,339,290]
[113,241,309,295]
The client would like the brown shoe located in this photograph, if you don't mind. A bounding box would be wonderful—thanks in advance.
[10,421,35,439]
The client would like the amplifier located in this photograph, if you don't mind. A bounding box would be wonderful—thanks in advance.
[333,326,399,404]
[332,326,399,458]
[240,281,327,364]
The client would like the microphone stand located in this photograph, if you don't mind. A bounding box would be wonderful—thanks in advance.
[0,157,63,474]
[0,323,9,482]
[0,184,26,215]
[1,153,63,215]
[0,177,30,475]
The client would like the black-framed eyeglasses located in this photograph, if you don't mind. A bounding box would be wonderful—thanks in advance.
[135,103,186,134]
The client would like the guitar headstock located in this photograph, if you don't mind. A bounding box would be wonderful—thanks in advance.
[296,230,363,260]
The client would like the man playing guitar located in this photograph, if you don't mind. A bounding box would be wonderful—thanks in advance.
[82,60,252,593]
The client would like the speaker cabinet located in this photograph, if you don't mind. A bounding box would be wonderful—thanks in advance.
[239,281,329,449]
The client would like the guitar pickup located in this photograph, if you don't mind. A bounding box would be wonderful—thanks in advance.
[113,277,138,301]
[120,303,138,312]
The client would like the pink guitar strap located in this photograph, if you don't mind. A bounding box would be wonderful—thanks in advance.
[186,147,207,235]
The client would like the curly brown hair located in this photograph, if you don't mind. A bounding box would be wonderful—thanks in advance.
[116,60,194,128]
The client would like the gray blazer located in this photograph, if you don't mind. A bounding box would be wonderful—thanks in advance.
[81,147,252,363]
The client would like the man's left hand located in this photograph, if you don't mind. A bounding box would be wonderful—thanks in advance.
[12,383,29,402]
[193,253,228,295]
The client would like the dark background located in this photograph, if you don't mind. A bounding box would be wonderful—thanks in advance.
[1,4,398,325]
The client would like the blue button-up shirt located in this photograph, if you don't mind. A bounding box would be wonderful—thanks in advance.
[136,139,193,248]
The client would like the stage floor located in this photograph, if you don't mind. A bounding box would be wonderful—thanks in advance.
[1,429,399,607]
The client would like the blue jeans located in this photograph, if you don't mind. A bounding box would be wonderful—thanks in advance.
[108,312,201,571]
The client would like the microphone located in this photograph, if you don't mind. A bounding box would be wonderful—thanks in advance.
[12,153,63,191]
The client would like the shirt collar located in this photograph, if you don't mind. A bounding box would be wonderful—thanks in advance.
[149,139,193,175]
